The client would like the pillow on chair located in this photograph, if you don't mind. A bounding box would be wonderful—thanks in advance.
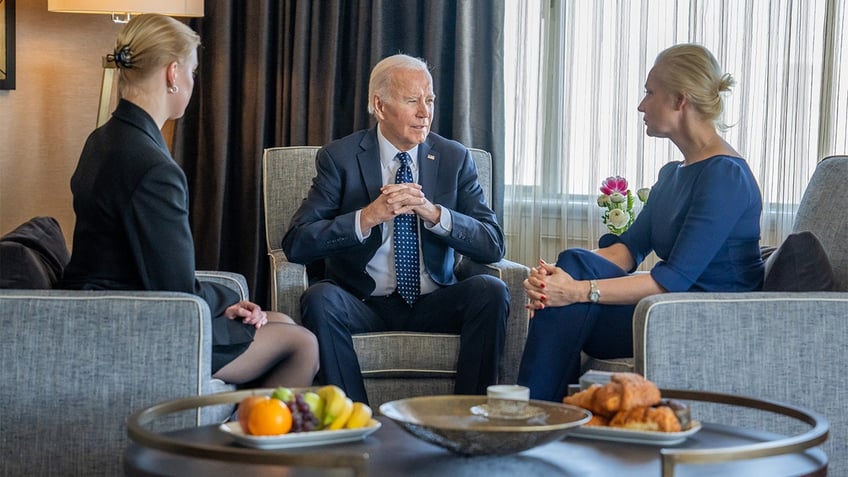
[763,231,836,291]
[0,217,70,289]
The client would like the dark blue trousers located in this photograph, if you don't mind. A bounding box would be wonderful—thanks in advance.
[517,249,634,402]
[301,274,509,404]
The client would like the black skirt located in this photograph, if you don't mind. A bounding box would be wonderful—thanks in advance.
[211,314,256,374]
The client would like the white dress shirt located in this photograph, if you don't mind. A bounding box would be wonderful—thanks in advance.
[354,125,453,297]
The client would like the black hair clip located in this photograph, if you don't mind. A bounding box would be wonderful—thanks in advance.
[107,45,133,69]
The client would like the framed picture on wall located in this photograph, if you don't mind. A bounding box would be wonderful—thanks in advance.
[1,0,16,90]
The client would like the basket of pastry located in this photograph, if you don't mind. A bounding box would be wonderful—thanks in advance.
[563,372,700,443]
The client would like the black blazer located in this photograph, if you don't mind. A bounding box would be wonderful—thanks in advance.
[62,100,247,346]
[282,127,505,299]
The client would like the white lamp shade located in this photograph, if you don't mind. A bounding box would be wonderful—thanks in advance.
[48,0,204,17]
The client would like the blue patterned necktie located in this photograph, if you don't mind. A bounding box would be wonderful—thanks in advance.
[393,152,420,305]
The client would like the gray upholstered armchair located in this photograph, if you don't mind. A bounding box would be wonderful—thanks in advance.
[631,155,848,472]
[0,214,244,476]
[262,146,529,407]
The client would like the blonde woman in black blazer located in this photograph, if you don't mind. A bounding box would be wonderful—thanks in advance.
[62,14,318,388]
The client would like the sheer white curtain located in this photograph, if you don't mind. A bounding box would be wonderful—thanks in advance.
[504,0,848,268]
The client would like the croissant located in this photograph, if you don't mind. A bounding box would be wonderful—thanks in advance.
[609,405,682,432]
[563,384,604,415]
[585,414,610,427]
[564,373,690,433]
[593,372,662,415]
[564,373,661,418]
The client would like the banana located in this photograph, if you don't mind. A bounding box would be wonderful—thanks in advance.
[344,402,373,429]
[317,385,348,427]
[327,397,354,430]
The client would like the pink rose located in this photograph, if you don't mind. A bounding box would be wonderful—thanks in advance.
[600,176,628,195]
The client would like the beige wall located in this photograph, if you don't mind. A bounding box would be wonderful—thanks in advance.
[0,0,122,244]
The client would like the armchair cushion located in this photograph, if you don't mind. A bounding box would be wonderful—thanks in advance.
[763,231,836,292]
[354,332,459,377]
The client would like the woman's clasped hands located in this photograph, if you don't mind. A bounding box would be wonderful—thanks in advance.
[523,259,583,318]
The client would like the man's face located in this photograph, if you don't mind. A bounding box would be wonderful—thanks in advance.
[373,69,435,151]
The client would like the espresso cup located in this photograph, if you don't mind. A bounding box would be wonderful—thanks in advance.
[486,384,530,416]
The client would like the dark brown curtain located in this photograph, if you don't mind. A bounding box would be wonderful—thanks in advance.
[174,0,505,307]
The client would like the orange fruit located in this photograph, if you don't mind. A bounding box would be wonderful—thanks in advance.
[247,398,293,436]
[237,395,270,432]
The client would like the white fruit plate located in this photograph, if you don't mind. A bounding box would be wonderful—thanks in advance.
[219,419,381,450]
[569,421,702,445]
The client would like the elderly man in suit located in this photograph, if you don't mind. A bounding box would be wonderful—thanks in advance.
[282,54,509,404]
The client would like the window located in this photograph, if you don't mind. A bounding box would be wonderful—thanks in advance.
[503,0,847,267]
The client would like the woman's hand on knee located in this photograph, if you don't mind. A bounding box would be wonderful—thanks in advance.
[225,300,269,329]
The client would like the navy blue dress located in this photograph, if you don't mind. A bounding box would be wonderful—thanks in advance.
[517,156,764,401]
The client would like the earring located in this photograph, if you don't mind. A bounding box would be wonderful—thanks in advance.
[168,85,180,94]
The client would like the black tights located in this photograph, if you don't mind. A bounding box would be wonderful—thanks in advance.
[213,312,319,388]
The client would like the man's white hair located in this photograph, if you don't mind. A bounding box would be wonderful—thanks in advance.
[367,54,432,115]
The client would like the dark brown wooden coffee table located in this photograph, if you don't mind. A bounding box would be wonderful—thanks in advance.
[124,390,828,477]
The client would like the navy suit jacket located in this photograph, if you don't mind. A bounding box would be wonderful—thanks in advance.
[282,128,505,300]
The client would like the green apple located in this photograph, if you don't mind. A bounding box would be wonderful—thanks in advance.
[302,391,324,422]
[271,386,294,403]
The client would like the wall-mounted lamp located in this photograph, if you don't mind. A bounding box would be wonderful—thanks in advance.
[48,0,203,23]
[47,0,204,126]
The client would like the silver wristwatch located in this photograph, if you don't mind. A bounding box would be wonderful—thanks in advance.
[588,280,601,303]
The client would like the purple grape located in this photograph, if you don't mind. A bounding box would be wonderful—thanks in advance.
[285,393,318,432]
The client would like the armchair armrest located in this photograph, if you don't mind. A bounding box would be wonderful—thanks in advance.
[633,291,848,384]
[0,288,224,475]
[196,270,249,300]
[456,257,530,384]
[632,291,848,462]
[268,249,308,322]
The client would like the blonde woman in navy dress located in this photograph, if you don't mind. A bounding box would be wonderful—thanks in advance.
[62,14,318,388]
[518,44,764,401]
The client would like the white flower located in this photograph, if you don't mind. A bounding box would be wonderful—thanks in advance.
[597,194,611,207]
[637,187,651,203]
[607,209,630,228]
[610,192,626,203]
